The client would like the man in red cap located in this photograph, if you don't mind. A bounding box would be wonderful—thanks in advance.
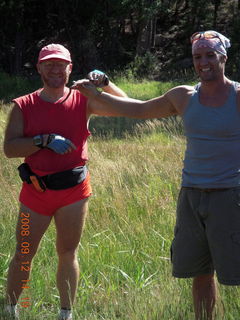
[72,31,240,320]
[3,43,127,320]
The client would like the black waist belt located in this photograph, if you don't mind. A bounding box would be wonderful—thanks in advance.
[18,163,87,192]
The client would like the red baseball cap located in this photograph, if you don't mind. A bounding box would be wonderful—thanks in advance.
[38,44,72,63]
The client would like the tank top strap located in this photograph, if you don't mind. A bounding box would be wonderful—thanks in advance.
[186,83,200,107]
[227,81,239,107]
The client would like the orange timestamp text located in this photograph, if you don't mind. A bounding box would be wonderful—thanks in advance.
[20,212,31,308]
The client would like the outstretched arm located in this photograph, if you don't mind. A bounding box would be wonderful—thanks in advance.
[72,80,181,119]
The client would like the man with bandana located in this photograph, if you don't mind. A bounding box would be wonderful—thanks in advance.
[72,31,240,320]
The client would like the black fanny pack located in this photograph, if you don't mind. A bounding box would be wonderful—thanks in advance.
[18,163,87,192]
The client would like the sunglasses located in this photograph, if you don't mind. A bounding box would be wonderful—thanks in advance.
[190,31,224,46]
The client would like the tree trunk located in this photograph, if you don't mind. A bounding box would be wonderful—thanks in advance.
[136,19,154,55]
[213,0,221,28]
[9,32,25,75]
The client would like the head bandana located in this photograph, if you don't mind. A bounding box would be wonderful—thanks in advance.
[192,30,231,56]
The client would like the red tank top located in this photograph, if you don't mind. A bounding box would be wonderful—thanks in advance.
[13,88,90,175]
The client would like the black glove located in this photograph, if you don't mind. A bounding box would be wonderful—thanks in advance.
[87,69,109,88]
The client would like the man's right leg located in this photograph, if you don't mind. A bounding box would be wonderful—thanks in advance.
[171,189,216,319]
[6,203,52,305]
[192,273,216,320]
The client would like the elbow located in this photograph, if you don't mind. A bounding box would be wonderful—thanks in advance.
[4,148,13,158]
[3,143,15,158]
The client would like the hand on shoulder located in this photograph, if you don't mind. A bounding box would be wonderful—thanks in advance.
[71,79,100,99]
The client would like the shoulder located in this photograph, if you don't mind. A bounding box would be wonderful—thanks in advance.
[13,90,40,108]
[5,102,24,130]
[165,85,196,114]
[166,85,195,97]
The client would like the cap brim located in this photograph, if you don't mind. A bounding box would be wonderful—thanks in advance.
[38,54,71,63]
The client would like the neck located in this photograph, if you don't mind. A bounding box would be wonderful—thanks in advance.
[200,76,231,94]
[198,76,233,107]
[40,86,69,103]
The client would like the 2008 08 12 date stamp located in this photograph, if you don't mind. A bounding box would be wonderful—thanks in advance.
[20,212,31,308]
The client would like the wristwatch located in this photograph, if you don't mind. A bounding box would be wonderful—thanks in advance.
[33,135,43,148]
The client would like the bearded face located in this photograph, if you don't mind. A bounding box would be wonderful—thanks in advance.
[37,59,72,89]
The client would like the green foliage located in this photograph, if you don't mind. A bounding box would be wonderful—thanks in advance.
[1,0,240,80]
[124,52,160,80]
[0,72,41,104]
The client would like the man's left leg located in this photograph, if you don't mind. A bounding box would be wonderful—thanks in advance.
[54,198,88,310]
[192,273,216,320]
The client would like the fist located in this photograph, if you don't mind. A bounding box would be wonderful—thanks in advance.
[87,69,109,88]
[46,134,76,154]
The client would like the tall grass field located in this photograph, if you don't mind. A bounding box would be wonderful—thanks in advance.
[0,79,240,319]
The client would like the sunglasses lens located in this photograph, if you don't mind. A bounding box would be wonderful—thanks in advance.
[191,31,218,43]
[204,31,217,39]
[191,32,201,42]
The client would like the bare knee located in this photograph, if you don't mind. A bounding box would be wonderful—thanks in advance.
[193,273,216,301]
[193,274,215,288]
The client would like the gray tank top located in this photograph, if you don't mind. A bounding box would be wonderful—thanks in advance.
[182,81,240,188]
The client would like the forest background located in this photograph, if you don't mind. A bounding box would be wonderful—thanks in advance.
[1,0,240,83]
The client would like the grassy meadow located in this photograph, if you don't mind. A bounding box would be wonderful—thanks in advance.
[0,79,240,319]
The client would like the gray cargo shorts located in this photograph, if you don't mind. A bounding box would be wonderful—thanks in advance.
[171,186,240,285]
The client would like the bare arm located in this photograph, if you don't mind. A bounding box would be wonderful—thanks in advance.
[89,92,177,118]
[84,78,128,118]
[72,80,191,119]
[102,80,128,97]
[4,104,76,158]
[3,104,40,158]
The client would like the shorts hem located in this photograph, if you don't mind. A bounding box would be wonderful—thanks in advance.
[58,193,92,211]
[20,200,51,216]
[173,269,214,278]
[218,278,240,286]
[20,193,92,216]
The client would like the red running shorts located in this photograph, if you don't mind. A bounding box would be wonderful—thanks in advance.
[19,172,92,216]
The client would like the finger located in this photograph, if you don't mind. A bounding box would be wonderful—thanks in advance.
[83,82,96,88]
[63,146,74,154]
[71,79,91,89]
[58,142,69,154]
[89,80,100,87]
[66,139,77,150]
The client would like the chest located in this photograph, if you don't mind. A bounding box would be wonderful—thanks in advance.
[23,97,86,137]
[183,103,240,137]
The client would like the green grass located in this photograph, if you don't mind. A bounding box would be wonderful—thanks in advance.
[1,79,240,319]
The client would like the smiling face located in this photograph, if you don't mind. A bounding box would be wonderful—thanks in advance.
[37,59,72,89]
[192,47,227,82]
